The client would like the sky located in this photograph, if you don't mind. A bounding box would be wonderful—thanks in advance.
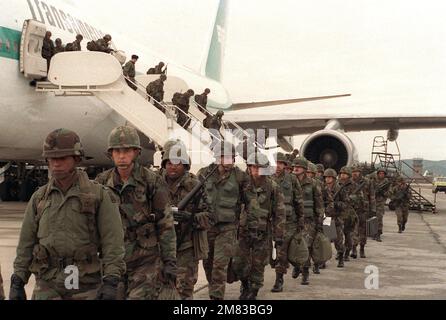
[77,0,446,161]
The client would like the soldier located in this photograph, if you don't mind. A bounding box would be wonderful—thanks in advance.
[146,67,156,74]
[54,38,65,54]
[0,263,4,300]
[146,74,167,112]
[321,168,345,267]
[286,149,299,166]
[160,140,210,300]
[174,89,194,130]
[316,164,325,182]
[291,157,324,284]
[69,34,83,51]
[95,126,177,300]
[271,153,304,293]
[306,162,317,179]
[351,164,376,258]
[374,168,391,242]
[198,142,257,300]
[90,34,113,53]
[233,153,285,300]
[154,61,166,74]
[337,166,363,261]
[390,177,411,233]
[10,129,125,300]
[194,88,211,111]
[42,31,54,72]
[208,111,224,148]
[123,55,139,91]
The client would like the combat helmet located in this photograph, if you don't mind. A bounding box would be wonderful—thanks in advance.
[103,34,112,41]
[377,167,387,175]
[339,166,352,176]
[161,139,190,170]
[316,163,325,173]
[323,168,337,178]
[107,126,141,152]
[216,110,224,117]
[292,156,308,169]
[307,162,317,173]
[160,74,167,81]
[247,153,270,168]
[276,152,289,165]
[42,128,84,158]
[351,163,363,173]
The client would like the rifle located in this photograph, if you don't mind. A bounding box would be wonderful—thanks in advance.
[176,164,218,247]
[376,180,391,197]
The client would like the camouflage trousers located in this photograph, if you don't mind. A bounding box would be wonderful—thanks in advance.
[343,215,357,252]
[232,230,269,290]
[376,200,386,235]
[177,247,198,300]
[32,271,101,300]
[125,250,162,300]
[353,213,367,247]
[275,222,298,274]
[302,218,316,268]
[0,264,5,300]
[395,204,409,226]
[333,217,345,254]
[204,223,237,300]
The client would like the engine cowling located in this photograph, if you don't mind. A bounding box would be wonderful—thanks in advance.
[300,129,358,173]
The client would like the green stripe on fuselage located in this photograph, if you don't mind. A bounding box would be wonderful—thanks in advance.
[0,27,21,60]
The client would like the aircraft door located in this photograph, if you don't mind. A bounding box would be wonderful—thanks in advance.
[19,19,47,79]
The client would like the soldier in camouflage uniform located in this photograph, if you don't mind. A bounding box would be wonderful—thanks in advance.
[123,55,139,91]
[390,177,411,233]
[160,140,210,300]
[194,88,211,111]
[93,34,113,53]
[337,166,363,261]
[374,168,391,242]
[321,168,345,267]
[146,74,167,112]
[316,164,325,183]
[198,142,257,300]
[174,89,194,130]
[233,153,285,300]
[10,129,125,300]
[271,153,304,292]
[351,164,376,258]
[0,263,5,300]
[291,157,324,284]
[95,126,177,300]
[306,162,317,180]
[154,61,166,74]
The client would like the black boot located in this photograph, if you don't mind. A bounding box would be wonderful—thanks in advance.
[320,262,326,269]
[292,266,301,279]
[360,245,366,258]
[246,288,259,300]
[337,252,344,268]
[375,234,382,242]
[350,246,358,259]
[313,263,320,274]
[271,273,284,292]
[402,223,406,231]
[398,224,402,233]
[239,280,250,300]
[344,250,350,262]
[301,267,310,285]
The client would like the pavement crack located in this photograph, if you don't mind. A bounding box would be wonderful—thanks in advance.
[418,213,446,254]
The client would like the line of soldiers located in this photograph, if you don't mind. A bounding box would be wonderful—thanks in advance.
[42,31,84,72]
[3,128,411,300]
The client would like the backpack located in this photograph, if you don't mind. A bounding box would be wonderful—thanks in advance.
[87,40,97,51]
[64,42,73,51]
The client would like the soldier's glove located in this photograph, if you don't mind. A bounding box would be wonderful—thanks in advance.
[9,274,27,300]
[161,259,177,284]
[171,207,192,222]
[193,211,210,230]
[96,275,120,300]
[274,238,284,248]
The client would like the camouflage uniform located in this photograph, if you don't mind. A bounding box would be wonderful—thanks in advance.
[294,157,324,284]
[92,35,113,53]
[352,165,376,258]
[390,178,411,233]
[160,141,210,300]
[271,153,304,292]
[194,89,210,110]
[0,263,5,300]
[174,90,194,130]
[42,34,54,72]
[233,154,285,300]
[95,126,176,300]
[321,168,345,267]
[154,62,166,74]
[123,60,137,90]
[198,144,257,300]
[375,169,391,241]
[146,75,166,112]
[11,129,125,300]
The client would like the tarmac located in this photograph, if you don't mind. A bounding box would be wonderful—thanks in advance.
[1,184,445,299]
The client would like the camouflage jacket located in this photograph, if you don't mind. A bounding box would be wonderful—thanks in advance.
[334,179,362,220]
[146,79,164,99]
[123,61,136,78]
[375,177,391,202]
[390,183,411,207]
[162,171,209,251]
[298,175,324,224]
[71,39,82,51]
[322,182,336,217]
[273,171,304,228]
[14,170,125,283]
[194,93,208,108]
[95,38,112,53]
[353,176,376,216]
[42,38,54,59]
[95,163,176,268]
[198,164,257,229]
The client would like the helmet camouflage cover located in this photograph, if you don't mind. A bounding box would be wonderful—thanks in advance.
[42,128,84,158]
[161,139,190,169]
[292,156,308,169]
[339,166,352,176]
[323,168,337,178]
[247,152,270,168]
[107,126,141,152]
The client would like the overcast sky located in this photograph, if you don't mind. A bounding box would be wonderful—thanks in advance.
[78,0,446,161]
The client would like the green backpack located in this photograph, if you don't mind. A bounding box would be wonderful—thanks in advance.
[287,231,309,266]
[311,231,333,264]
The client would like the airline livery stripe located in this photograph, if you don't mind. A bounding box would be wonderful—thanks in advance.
[0,27,21,60]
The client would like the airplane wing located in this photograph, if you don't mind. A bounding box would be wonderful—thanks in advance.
[223,96,446,136]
